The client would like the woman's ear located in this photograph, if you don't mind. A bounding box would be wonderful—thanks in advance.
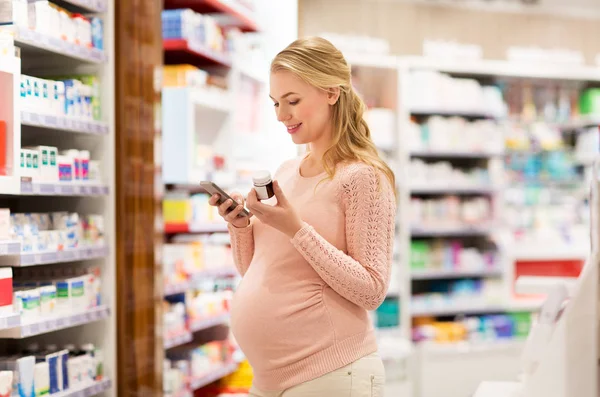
[327,86,341,105]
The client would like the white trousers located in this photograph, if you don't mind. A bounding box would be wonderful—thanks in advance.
[249,352,385,397]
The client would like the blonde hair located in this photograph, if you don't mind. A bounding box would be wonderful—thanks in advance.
[271,37,396,193]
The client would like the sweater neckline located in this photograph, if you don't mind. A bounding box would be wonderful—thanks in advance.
[297,155,327,180]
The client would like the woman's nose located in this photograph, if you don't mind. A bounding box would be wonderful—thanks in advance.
[277,108,291,122]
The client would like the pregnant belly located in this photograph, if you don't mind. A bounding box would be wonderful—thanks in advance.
[231,280,335,371]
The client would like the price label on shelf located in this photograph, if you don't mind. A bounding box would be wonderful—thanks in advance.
[0,244,8,256]
[28,323,39,336]
[55,317,66,328]
[30,113,40,124]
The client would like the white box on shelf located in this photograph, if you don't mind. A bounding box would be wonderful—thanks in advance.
[0,0,28,27]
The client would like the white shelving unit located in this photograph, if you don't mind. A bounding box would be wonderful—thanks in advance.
[0,0,115,396]
[344,52,599,397]
[366,54,597,397]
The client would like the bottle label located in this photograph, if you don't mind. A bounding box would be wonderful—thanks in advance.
[255,185,270,200]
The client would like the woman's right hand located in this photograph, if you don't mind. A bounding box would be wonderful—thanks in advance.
[208,192,250,228]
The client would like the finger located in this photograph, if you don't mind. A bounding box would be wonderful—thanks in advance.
[218,199,234,216]
[230,192,244,204]
[224,204,245,222]
[208,194,221,206]
[272,180,289,206]
[245,189,265,215]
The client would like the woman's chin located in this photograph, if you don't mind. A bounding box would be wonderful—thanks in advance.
[290,134,309,145]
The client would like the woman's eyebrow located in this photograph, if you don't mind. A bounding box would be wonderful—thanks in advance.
[269,92,299,100]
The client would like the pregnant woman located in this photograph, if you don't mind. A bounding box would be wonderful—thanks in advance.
[208,36,397,397]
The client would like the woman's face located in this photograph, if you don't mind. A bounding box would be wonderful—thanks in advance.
[269,70,338,145]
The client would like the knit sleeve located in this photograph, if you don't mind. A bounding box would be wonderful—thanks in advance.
[228,222,254,276]
[290,164,396,310]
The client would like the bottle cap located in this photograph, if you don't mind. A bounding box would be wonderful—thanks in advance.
[253,170,272,186]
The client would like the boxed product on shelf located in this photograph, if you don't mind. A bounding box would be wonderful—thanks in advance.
[163,65,209,88]
[164,238,234,285]
[0,370,12,396]
[21,74,102,122]
[410,240,498,272]
[163,194,225,226]
[0,208,9,241]
[410,196,493,227]
[409,159,495,187]
[407,70,506,117]
[0,268,12,315]
[9,212,105,251]
[168,340,235,380]
[25,1,103,50]
[0,356,34,397]
[186,289,232,321]
[162,9,229,54]
[12,268,101,316]
[0,343,103,396]
[164,358,188,396]
[164,301,187,339]
[408,117,505,153]
[411,278,504,312]
[18,146,100,183]
[0,0,28,27]
[412,312,532,343]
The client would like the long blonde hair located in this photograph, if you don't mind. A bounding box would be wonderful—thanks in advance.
[271,37,396,192]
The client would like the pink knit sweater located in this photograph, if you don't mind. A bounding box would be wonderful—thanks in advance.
[228,158,396,391]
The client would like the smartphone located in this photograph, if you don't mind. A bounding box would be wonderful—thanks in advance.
[200,181,250,217]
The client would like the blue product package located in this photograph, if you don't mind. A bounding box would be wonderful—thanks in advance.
[18,356,36,397]
[91,17,104,50]
[46,353,60,394]
[58,351,69,391]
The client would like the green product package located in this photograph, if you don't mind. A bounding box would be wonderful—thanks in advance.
[579,88,600,115]
[410,241,429,269]
[509,312,532,337]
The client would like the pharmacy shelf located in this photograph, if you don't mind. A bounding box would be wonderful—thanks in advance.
[0,240,23,256]
[189,313,230,333]
[0,305,110,338]
[512,245,589,261]
[411,225,494,237]
[22,111,109,135]
[164,0,258,32]
[164,331,193,349]
[410,186,496,195]
[411,268,503,280]
[404,57,600,82]
[189,361,239,390]
[17,245,109,267]
[0,313,21,330]
[53,378,112,397]
[163,39,232,68]
[419,340,526,355]
[411,303,506,317]
[164,222,229,234]
[164,280,191,296]
[165,268,237,296]
[13,27,106,64]
[19,180,109,196]
[52,0,107,13]
[410,150,504,159]
[410,108,495,119]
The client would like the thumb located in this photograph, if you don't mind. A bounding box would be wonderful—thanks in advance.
[273,180,289,206]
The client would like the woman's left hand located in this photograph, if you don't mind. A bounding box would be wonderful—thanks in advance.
[246,180,304,238]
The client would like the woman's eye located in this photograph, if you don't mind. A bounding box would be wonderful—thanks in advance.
[273,103,279,108]
[289,100,299,106]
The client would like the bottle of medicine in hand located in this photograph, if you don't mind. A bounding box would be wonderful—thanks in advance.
[253,171,274,200]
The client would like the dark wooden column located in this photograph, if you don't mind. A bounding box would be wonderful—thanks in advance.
[115,0,164,396]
